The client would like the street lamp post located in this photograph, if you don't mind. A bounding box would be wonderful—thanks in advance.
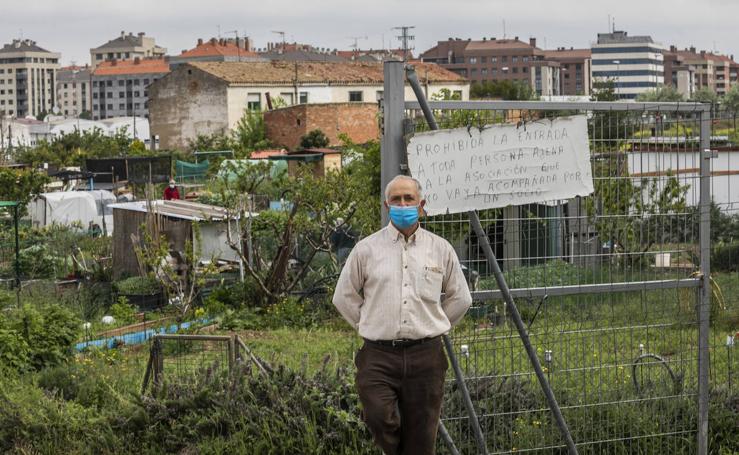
[612,60,621,99]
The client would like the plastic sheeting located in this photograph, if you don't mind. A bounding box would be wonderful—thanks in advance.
[28,190,116,235]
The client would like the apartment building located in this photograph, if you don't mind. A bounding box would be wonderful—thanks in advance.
[56,65,91,117]
[543,48,592,96]
[90,31,166,69]
[663,46,738,97]
[91,57,170,120]
[0,39,60,118]
[420,37,561,96]
[591,30,665,99]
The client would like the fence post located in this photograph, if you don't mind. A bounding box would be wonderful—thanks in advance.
[381,60,406,227]
[697,106,712,455]
[228,335,236,373]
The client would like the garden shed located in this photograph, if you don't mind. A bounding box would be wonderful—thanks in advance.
[28,190,116,234]
[109,199,247,279]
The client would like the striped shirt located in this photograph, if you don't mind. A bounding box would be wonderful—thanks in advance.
[332,223,472,340]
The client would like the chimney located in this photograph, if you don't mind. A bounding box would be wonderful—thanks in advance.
[210,38,217,45]
[670,45,676,52]
[121,31,125,37]
[111,59,117,66]
[529,37,537,48]
[134,57,140,64]
[244,37,252,51]
[197,38,203,46]
[690,46,696,53]
[700,50,706,57]
[138,32,145,37]
[514,36,519,41]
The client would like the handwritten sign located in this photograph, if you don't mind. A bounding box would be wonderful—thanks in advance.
[407,115,594,215]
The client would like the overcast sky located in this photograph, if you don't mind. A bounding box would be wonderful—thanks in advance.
[1,0,735,65]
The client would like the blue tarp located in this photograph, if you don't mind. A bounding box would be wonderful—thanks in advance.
[75,319,209,351]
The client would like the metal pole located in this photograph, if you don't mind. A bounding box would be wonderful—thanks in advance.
[406,66,579,455]
[381,60,406,227]
[437,420,461,455]
[14,204,20,307]
[443,334,489,455]
[697,106,712,455]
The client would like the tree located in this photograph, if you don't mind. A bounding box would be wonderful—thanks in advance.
[722,85,739,114]
[589,80,630,151]
[232,108,271,155]
[470,80,536,100]
[0,167,50,215]
[636,85,684,102]
[78,110,92,120]
[299,129,330,149]
[692,87,718,104]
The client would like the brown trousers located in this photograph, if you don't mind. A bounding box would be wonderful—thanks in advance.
[354,337,448,455]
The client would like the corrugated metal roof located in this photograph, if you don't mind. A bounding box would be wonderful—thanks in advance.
[109,200,246,221]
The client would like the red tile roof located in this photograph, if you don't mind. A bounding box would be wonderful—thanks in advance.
[180,40,259,58]
[93,58,170,76]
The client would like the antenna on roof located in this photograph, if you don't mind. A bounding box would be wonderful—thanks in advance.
[392,25,415,61]
[502,19,506,39]
[224,30,241,62]
[348,36,368,59]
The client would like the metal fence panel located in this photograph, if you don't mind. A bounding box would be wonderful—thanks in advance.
[395,100,736,454]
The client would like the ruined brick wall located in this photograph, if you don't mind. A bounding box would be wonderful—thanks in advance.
[264,102,379,150]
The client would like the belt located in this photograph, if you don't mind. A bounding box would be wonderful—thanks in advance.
[363,336,440,348]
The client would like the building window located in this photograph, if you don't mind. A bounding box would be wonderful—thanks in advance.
[523,56,529,62]
[299,92,308,104]
[512,67,518,73]
[349,91,363,102]
[279,92,294,105]
[106,80,112,87]
[481,69,487,75]
[118,80,124,87]
[480,57,487,63]
[107,104,113,110]
[93,93,98,99]
[501,56,507,63]
[119,103,125,109]
[453,90,463,99]
[491,57,497,63]
[523,67,528,73]
[134,79,140,86]
[93,81,98,87]
[247,93,261,110]
[469,57,477,64]
[134,91,140,97]
[119,92,125,98]
[143,79,150,85]
[63,83,68,89]
[134,103,140,109]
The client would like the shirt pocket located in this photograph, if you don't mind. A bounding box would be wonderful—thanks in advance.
[419,265,444,304]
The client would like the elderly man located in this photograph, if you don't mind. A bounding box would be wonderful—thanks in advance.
[333,175,472,455]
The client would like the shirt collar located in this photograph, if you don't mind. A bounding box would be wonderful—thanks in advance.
[387,222,422,244]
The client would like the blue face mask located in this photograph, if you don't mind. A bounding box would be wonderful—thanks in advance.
[389,205,419,229]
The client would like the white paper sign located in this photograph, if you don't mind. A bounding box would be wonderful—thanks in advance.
[407,115,594,215]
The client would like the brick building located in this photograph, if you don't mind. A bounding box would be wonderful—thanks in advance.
[543,48,592,96]
[264,102,379,150]
[420,37,561,96]
[663,46,738,97]
[91,57,170,120]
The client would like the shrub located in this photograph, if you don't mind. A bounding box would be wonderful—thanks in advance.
[109,298,137,325]
[0,303,80,371]
[114,276,161,295]
[712,242,739,272]
[299,129,330,149]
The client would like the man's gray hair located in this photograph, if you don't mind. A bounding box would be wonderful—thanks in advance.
[384,175,424,201]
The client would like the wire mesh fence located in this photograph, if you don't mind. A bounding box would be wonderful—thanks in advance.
[399,100,737,454]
